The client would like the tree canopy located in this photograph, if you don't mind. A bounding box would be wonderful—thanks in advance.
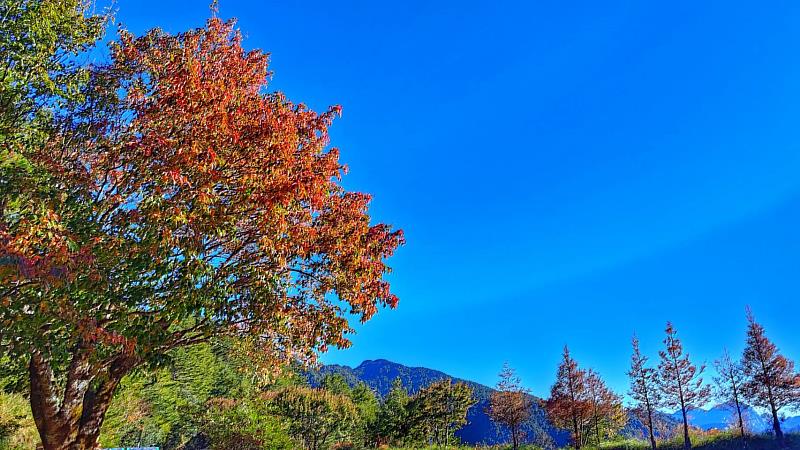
[0,5,402,449]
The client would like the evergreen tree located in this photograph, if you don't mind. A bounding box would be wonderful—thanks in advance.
[657,322,711,450]
[376,377,411,446]
[350,382,380,448]
[741,309,800,447]
[628,335,660,450]
[488,363,531,450]
[713,348,747,440]
[321,373,352,396]
[545,347,592,449]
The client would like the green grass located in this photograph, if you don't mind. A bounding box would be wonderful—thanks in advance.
[586,432,799,450]
[0,392,38,450]
[383,433,799,450]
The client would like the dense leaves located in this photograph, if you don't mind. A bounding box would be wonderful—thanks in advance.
[0,0,106,142]
[585,369,626,445]
[270,385,359,450]
[409,379,476,446]
[546,347,591,449]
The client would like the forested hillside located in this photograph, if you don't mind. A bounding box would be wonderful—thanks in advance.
[310,359,565,446]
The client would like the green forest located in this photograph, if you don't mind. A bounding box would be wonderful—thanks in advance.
[2,341,480,450]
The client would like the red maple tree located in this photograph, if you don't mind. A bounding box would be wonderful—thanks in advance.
[1,15,402,450]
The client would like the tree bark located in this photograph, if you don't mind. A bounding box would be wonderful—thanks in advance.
[681,405,691,450]
[733,395,745,441]
[29,353,72,450]
[511,423,518,450]
[29,350,137,450]
[770,402,784,447]
[645,400,657,450]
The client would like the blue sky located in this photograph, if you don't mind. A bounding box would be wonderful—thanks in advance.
[111,1,800,399]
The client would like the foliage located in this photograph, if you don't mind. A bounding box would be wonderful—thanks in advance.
[98,340,258,449]
[546,346,589,447]
[545,347,623,449]
[409,379,476,446]
[201,397,294,450]
[316,373,381,447]
[628,335,660,450]
[376,378,413,446]
[0,5,402,449]
[0,0,106,143]
[270,385,359,450]
[350,381,381,447]
[585,370,626,445]
[740,309,800,446]
[489,363,532,450]
[656,322,711,450]
[545,349,625,449]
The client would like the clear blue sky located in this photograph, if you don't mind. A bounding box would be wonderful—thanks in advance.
[111,1,800,400]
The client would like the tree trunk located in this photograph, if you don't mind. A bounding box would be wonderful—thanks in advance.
[511,424,518,450]
[29,351,136,450]
[733,397,745,441]
[645,403,657,450]
[572,415,581,449]
[594,411,601,445]
[680,404,692,450]
[770,402,784,447]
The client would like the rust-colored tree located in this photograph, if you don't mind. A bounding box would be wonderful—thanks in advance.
[657,322,711,450]
[627,334,660,450]
[741,309,800,447]
[585,369,626,445]
[545,346,592,449]
[0,13,403,450]
[488,363,531,450]
[713,348,747,440]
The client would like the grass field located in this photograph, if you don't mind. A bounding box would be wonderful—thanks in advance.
[383,432,799,450]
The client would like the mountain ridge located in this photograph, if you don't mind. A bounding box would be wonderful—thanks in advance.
[670,403,800,433]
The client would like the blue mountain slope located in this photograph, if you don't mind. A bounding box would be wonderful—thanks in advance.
[670,403,800,433]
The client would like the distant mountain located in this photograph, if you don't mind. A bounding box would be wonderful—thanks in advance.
[622,409,682,441]
[308,359,568,446]
[782,416,800,433]
[671,403,800,434]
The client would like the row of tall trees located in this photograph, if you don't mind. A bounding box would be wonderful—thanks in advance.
[488,310,800,450]
[629,311,800,450]
[191,369,477,450]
